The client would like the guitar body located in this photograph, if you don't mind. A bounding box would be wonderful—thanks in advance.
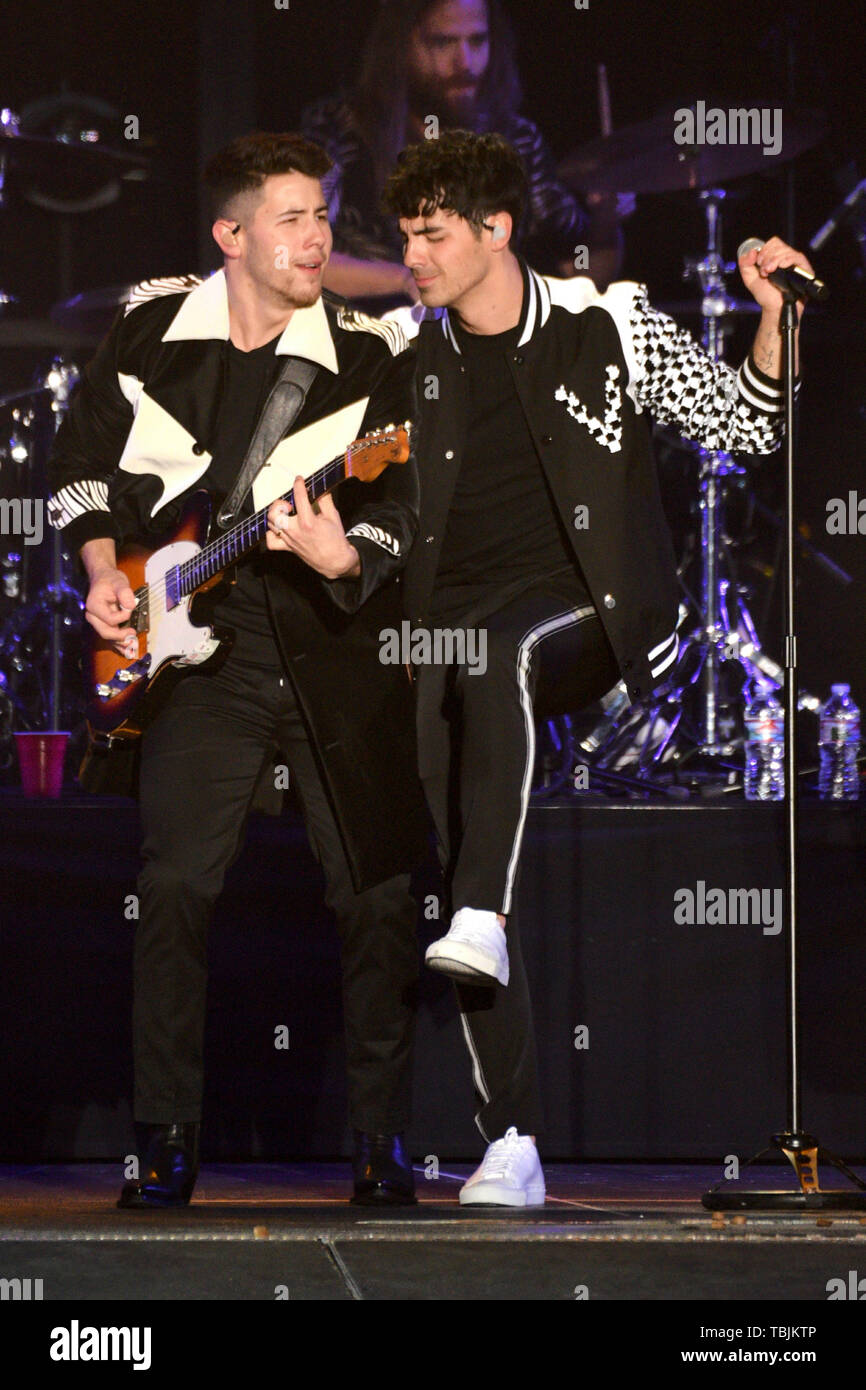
[84,425,411,740]
[86,492,231,737]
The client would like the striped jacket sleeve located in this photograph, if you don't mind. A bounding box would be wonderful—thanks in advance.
[324,336,420,614]
[47,309,132,550]
[619,285,797,454]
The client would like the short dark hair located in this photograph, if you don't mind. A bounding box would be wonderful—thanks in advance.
[203,132,333,220]
[382,129,528,233]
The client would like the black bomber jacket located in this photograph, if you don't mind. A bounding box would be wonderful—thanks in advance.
[389,259,794,704]
[46,271,429,892]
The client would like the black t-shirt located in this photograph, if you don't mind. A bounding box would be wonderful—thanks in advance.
[429,316,590,622]
[201,335,285,668]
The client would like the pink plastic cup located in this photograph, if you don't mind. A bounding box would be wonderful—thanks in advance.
[15,732,69,799]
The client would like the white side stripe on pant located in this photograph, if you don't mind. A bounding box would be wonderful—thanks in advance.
[459,1011,492,1134]
[501,605,597,916]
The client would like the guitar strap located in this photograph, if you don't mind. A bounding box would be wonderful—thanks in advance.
[216,355,319,529]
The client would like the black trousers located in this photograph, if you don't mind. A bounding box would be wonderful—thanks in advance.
[134,652,418,1133]
[416,572,620,1142]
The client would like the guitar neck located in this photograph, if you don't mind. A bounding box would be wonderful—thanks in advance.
[173,447,349,600]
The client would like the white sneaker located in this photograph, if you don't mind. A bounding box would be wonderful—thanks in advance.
[459,1127,545,1207]
[425,907,509,986]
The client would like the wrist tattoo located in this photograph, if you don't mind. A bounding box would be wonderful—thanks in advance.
[755,334,778,373]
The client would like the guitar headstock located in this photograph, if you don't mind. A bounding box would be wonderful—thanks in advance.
[346,422,412,483]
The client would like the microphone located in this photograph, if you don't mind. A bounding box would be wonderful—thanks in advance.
[737,237,829,302]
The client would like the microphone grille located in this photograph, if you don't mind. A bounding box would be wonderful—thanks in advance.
[737,237,765,259]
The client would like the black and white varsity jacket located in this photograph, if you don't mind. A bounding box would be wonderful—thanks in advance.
[389,260,794,704]
[47,270,429,891]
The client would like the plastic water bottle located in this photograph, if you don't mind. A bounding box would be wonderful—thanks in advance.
[743,688,785,801]
[818,684,860,801]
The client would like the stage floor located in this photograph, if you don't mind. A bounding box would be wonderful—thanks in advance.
[3,1161,866,1302]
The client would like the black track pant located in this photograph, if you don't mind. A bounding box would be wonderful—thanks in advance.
[415,572,620,1142]
[134,652,418,1133]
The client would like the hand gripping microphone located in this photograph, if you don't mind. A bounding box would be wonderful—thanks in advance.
[737,237,829,302]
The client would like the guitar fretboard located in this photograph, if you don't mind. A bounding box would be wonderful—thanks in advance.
[163,447,355,609]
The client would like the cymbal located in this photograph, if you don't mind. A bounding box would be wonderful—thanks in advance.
[0,127,148,178]
[559,104,827,194]
[50,285,135,337]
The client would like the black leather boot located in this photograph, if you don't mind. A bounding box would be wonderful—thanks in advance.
[117,1122,200,1209]
[351,1130,417,1206]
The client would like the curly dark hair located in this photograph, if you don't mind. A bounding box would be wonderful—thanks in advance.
[203,132,333,219]
[382,129,528,233]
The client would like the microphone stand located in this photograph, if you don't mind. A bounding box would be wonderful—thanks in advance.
[702,290,866,1211]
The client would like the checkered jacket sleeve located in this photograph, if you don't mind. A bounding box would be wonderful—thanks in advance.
[625,286,796,454]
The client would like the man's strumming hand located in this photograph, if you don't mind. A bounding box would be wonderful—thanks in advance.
[81,538,138,657]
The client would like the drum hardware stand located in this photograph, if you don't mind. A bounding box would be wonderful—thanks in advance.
[703,285,866,1211]
[582,190,816,789]
[0,359,84,743]
[0,108,20,310]
[1,402,35,607]
[532,708,691,801]
[43,359,81,730]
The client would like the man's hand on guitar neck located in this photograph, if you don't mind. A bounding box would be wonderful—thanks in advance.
[266,476,361,581]
[81,537,138,657]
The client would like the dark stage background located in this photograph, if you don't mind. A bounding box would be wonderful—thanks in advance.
[2,0,865,701]
[1,0,865,1161]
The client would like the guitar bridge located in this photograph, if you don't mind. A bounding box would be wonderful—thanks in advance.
[95,653,152,700]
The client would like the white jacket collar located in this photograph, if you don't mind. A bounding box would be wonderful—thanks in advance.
[439,260,551,353]
[161,269,339,373]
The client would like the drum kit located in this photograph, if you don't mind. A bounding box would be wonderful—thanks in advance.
[532,95,864,801]
[0,91,859,798]
[0,99,147,775]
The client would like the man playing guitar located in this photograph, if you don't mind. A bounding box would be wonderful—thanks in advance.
[48,132,427,1209]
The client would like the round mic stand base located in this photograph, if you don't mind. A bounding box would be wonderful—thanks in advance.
[702,1132,866,1210]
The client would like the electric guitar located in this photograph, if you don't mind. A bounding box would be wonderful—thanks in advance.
[86,424,411,738]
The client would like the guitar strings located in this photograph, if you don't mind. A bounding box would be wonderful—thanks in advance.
[138,434,388,622]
